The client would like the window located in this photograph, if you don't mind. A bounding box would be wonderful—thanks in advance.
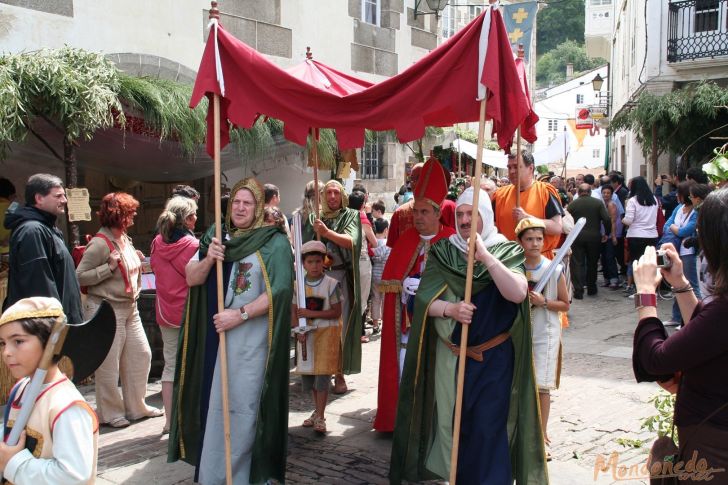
[469,5,483,22]
[694,0,719,33]
[442,5,456,39]
[362,0,380,26]
[593,149,601,159]
[361,133,384,179]
[576,94,584,104]
[548,120,559,132]
[590,0,612,5]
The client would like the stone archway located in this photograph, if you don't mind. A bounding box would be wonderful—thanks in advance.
[105,52,197,84]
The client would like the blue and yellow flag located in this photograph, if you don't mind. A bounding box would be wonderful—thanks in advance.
[502,1,538,62]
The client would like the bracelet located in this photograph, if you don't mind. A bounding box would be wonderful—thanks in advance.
[442,303,449,318]
[543,298,548,309]
[672,284,693,294]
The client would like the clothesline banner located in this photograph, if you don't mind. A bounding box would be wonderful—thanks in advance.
[192,3,537,156]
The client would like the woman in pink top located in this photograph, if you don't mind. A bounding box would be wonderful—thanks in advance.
[150,196,199,433]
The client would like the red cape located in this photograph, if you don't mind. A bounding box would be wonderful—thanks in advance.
[373,226,455,432]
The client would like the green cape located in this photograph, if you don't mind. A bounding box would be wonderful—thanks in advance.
[390,239,548,484]
[168,224,293,484]
[320,207,362,374]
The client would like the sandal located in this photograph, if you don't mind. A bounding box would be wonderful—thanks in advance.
[372,321,381,335]
[313,416,327,433]
[106,417,131,428]
[302,411,317,428]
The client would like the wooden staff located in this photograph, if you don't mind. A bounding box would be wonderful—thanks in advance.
[311,127,321,240]
[213,93,233,485]
[515,127,522,207]
[450,95,488,484]
[515,44,525,208]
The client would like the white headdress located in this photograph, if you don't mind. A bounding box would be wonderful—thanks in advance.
[449,187,507,252]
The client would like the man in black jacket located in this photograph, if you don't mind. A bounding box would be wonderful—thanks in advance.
[3,173,82,323]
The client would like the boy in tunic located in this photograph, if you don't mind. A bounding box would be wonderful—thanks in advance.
[516,218,570,456]
[0,297,98,484]
[292,241,343,433]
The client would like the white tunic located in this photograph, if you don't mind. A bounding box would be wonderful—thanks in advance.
[526,256,563,391]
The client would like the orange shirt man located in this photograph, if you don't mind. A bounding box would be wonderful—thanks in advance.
[494,150,564,256]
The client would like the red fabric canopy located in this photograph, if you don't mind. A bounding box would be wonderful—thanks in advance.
[284,59,373,97]
[192,8,532,155]
[514,56,539,145]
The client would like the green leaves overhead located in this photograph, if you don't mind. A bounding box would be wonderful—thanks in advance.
[0,48,284,160]
[610,81,728,164]
[0,47,123,157]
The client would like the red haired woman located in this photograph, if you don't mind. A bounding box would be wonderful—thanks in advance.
[76,192,162,428]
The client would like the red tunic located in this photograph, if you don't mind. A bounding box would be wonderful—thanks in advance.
[373,225,455,432]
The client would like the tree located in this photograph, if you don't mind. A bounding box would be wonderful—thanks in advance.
[610,81,728,171]
[536,0,586,54]
[536,40,605,87]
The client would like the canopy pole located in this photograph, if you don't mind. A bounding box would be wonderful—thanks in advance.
[311,128,321,241]
[213,94,234,485]
[450,95,488,485]
[515,127,522,207]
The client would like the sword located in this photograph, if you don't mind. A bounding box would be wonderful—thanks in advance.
[532,217,586,294]
[292,213,316,360]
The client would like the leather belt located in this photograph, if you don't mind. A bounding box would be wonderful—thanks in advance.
[328,264,347,271]
[441,332,511,362]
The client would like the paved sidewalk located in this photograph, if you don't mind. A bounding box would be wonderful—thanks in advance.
[89,287,670,484]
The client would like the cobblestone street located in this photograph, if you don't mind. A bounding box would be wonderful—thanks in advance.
[92,289,672,485]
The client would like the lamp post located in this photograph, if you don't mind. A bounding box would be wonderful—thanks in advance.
[592,68,611,171]
[414,0,450,18]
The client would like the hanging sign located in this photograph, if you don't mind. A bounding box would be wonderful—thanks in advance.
[575,105,593,130]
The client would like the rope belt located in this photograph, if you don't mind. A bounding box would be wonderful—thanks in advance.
[441,332,511,362]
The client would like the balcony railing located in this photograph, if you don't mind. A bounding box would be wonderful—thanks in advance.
[667,0,728,62]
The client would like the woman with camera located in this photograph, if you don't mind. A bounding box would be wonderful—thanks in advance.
[661,181,700,326]
[632,188,728,482]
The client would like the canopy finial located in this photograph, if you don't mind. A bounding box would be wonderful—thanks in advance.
[517,43,525,58]
[209,1,220,20]
[306,47,313,60]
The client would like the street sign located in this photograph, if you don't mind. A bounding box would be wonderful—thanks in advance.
[590,105,608,120]
[575,105,593,130]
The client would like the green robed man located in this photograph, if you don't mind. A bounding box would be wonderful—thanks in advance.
[168,178,293,485]
[390,187,548,484]
[312,179,362,394]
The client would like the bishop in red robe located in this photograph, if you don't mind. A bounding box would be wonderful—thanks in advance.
[373,159,454,432]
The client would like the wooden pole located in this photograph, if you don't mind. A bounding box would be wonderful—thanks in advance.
[515,43,525,208]
[311,128,321,240]
[212,94,233,485]
[449,96,488,484]
[515,127,522,207]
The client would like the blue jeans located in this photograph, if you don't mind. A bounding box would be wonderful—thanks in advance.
[671,252,701,323]
[600,239,619,284]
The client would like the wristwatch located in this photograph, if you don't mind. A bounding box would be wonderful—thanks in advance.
[634,293,657,309]
[239,305,250,322]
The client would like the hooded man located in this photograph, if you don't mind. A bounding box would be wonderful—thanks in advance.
[313,180,362,394]
[169,178,293,485]
[390,187,547,484]
[373,160,455,433]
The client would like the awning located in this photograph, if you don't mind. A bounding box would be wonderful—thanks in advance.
[452,139,508,169]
